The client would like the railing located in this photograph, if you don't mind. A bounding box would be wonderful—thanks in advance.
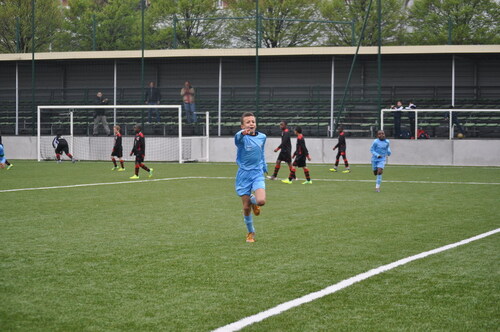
[381,109,500,140]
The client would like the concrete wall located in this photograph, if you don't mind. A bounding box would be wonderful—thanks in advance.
[4,136,499,167]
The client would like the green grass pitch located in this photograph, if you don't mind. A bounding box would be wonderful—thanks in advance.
[1,161,499,331]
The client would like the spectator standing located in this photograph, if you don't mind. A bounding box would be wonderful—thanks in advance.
[181,81,197,123]
[450,107,465,137]
[391,100,404,138]
[93,91,111,136]
[145,81,161,123]
[407,101,417,138]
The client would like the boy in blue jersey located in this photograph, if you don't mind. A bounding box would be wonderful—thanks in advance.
[371,130,391,192]
[235,112,267,243]
[0,135,13,169]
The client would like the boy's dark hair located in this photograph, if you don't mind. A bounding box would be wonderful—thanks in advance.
[338,126,344,132]
[240,112,255,124]
[281,120,287,126]
[295,126,302,134]
[134,124,142,131]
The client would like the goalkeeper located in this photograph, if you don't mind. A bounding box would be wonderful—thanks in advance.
[52,133,77,163]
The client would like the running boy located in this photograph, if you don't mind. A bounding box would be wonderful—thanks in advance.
[267,121,292,180]
[330,126,350,173]
[370,130,392,192]
[111,125,125,171]
[129,124,153,179]
[282,126,312,184]
[0,135,13,169]
[235,112,267,243]
[52,133,77,163]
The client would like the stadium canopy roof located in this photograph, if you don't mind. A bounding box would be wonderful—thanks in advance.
[0,45,499,61]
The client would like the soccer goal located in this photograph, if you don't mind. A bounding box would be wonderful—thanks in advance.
[37,105,210,163]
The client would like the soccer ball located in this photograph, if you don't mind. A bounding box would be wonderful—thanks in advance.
[457,133,464,139]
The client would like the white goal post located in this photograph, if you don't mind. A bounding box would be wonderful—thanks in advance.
[381,109,500,139]
[37,105,209,163]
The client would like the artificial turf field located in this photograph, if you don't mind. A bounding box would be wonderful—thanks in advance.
[1,161,499,331]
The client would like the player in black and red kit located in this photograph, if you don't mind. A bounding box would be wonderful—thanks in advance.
[111,125,125,171]
[282,126,312,184]
[267,121,293,180]
[129,124,153,179]
[52,133,77,163]
[330,126,350,173]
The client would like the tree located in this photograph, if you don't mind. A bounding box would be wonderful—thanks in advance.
[319,0,406,46]
[405,0,500,45]
[225,0,324,48]
[148,0,228,49]
[55,0,143,51]
[54,0,98,51]
[0,0,63,53]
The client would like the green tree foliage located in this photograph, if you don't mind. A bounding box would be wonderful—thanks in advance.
[0,0,63,53]
[319,0,406,46]
[56,0,142,51]
[225,0,323,48]
[405,0,500,45]
[149,0,227,49]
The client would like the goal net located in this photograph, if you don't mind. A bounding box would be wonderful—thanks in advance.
[37,105,209,163]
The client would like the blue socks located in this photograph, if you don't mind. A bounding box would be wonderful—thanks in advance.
[244,215,255,233]
[376,174,382,188]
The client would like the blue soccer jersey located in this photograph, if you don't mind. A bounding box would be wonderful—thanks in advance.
[235,130,267,196]
[0,144,5,163]
[370,138,391,170]
[370,138,391,161]
[235,130,267,173]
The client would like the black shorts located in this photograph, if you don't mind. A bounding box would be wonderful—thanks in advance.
[277,151,292,163]
[293,156,307,168]
[55,144,69,155]
[111,148,123,158]
[336,149,346,158]
[135,154,145,164]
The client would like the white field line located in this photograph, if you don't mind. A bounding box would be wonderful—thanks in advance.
[13,161,500,169]
[213,228,500,332]
[0,176,227,193]
[1,176,500,193]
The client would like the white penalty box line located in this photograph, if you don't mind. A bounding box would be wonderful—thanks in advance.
[1,176,500,193]
[213,228,500,332]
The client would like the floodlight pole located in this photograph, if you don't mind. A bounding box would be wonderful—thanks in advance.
[218,58,222,136]
[141,0,145,127]
[92,14,96,51]
[377,0,382,130]
[31,0,36,136]
[114,60,117,126]
[255,0,260,117]
[330,56,335,138]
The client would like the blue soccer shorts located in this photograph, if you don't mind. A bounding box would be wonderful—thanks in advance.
[372,159,386,171]
[235,169,265,197]
[0,157,5,164]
